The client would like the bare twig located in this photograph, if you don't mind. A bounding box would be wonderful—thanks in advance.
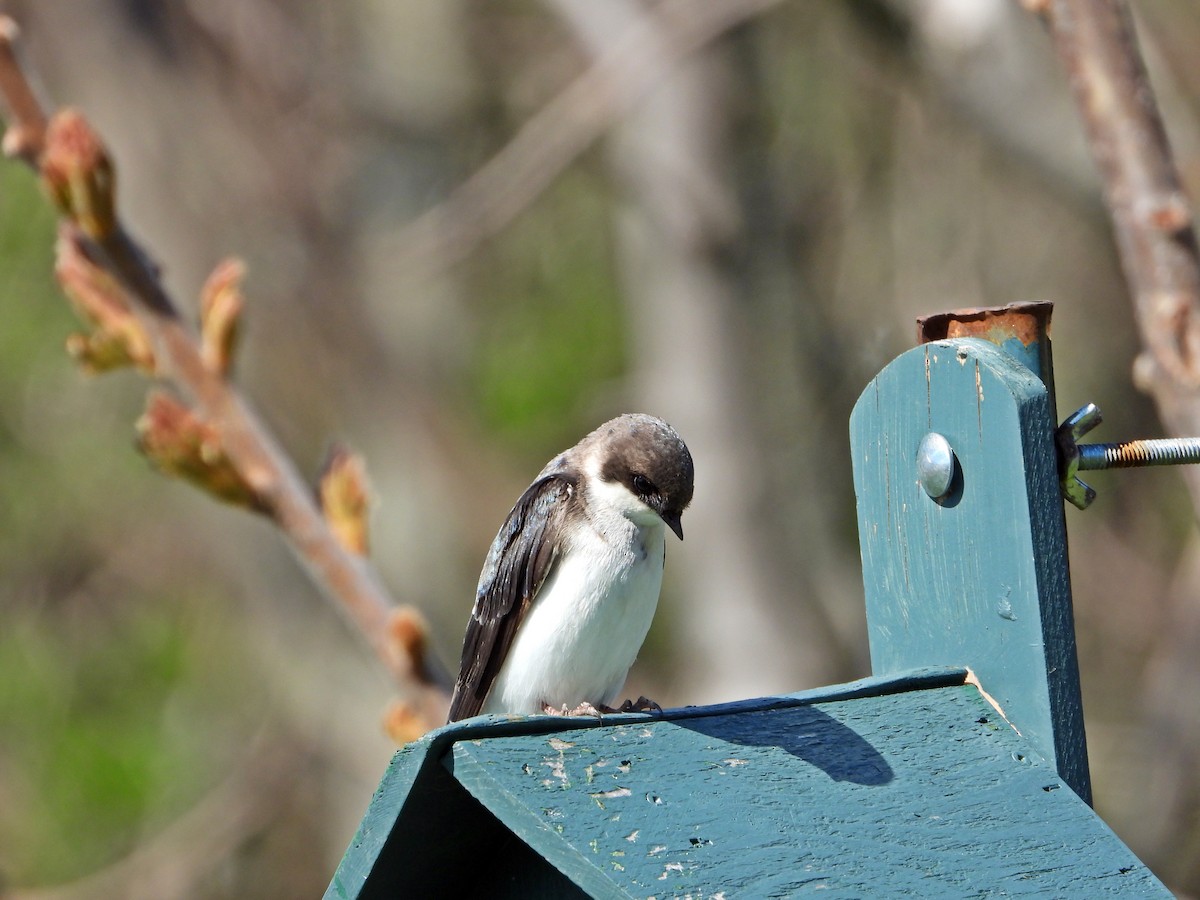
[393,0,781,276]
[1034,0,1200,505]
[0,19,46,162]
[1034,9,1200,887]
[0,16,449,718]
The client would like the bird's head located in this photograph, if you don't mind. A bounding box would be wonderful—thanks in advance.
[585,413,694,540]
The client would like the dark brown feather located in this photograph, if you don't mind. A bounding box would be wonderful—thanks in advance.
[446,474,576,721]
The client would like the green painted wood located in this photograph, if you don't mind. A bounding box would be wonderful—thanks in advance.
[443,676,1166,897]
[326,668,1167,896]
[324,667,967,898]
[849,338,1090,802]
[323,712,591,899]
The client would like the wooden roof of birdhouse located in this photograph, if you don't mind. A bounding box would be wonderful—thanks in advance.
[325,667,1167,898]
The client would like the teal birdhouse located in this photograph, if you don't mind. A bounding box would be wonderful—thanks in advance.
[326,305,1171,898]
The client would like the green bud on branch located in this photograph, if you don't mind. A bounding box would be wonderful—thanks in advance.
[200,258,245,377]
[137,391,267,513]
[317,443,372,556]
[41,109,116,240]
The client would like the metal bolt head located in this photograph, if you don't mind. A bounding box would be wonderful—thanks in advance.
[916,432,955,500]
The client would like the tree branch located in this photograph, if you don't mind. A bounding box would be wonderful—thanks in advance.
[1034,0,1200,503]
[0,18,45,162]
[0,18,448,731]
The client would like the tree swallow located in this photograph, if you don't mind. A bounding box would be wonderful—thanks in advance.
[447,413,694,722]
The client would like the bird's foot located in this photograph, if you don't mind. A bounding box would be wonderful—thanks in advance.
[542,701,604,718]
[540,697,662,717]
[616,696,663,714]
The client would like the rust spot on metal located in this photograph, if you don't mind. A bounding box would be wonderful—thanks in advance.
[916,301,1054,348]
[1107,440,1156,466]
[1077,436,1200,470]
[918,302,1056,409]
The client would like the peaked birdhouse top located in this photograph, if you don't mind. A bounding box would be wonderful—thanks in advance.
[326,668,1162,898]
[328,306,1172,898]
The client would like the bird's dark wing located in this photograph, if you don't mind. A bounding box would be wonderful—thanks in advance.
[446,474,576,722]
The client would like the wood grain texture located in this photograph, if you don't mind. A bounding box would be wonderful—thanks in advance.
[325,668,1166,896]
[325,668,968,898]
[850,338,1090,803]
[443,680,1164,897]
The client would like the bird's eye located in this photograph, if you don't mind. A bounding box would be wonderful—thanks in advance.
[632,474,656,496]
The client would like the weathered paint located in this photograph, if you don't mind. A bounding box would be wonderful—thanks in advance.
[849,338,1090,803]
[326,668,1168,898]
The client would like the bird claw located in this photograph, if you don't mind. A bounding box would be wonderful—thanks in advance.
[618,696,663,714]
[542,701,604,718]
[540,697,662,717]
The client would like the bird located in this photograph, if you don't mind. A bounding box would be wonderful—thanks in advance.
[447,413,694,722]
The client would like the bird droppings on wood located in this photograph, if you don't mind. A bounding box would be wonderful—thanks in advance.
[658,862,686,880]
[541,749,570,788]
[589,787,632,810]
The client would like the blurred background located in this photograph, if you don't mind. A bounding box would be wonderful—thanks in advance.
[1,0,1199,896]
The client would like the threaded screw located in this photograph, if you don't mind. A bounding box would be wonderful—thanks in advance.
[1057,403,1200,509]
[1077,437,1200,470]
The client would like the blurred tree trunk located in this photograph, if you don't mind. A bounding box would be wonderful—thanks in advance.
[550,0,862,702]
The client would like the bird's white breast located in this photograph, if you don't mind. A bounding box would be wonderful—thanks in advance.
[482,515,666,716]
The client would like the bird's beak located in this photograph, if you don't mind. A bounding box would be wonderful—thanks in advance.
[663,511,684,541]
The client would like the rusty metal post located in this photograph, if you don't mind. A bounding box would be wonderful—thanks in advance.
[917,301,1057,415]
